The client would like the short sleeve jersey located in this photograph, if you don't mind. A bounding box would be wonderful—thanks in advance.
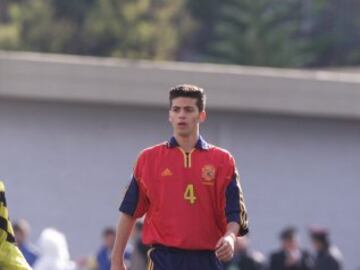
[120,136,249,250]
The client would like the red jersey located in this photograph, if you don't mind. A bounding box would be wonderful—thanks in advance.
[120,136,248,250]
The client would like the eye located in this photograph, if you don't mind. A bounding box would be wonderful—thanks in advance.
[172,107,180,112]
[185,107,195,113]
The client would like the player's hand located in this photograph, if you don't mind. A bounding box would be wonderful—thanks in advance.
[215,234,236,262]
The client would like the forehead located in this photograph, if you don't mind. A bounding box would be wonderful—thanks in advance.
[171,97,197,107]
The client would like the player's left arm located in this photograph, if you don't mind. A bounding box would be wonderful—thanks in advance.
[225,168,249,236]
[215,158,249,262]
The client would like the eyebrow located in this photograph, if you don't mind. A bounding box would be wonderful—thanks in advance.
[172,105,195,109]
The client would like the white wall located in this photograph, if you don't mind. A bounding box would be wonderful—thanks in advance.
[1,99,359,269]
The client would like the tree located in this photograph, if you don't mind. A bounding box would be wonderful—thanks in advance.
[185,0,221,61]
[209,0,310,67]
[306,0,360,66]
[82,0,195,60]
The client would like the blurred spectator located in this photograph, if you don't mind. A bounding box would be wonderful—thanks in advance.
[129,221,149,270]
[269,226,312,270]
[13,219,39,266]
[33,227,75,270]
[224,235,265,270]
[309,226,342,270]
[96,227,116,270]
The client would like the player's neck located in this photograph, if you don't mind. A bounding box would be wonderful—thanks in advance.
[174,133,199,153]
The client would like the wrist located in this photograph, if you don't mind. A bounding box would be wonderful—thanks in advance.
[224,233,236,246]
[111,255,124,265]
[225,232,236,240]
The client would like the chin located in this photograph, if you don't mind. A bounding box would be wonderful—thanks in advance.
[176,131,191,137]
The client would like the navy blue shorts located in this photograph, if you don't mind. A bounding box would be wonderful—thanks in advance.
[147,245,224,270]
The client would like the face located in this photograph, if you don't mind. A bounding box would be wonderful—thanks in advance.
[169,97,206,137]
[104,233,115,249]
[14,229,26,244]
[311,239,322,252]
[282,238,298,251]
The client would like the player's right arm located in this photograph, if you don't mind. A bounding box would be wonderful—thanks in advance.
[112,152,149,270]
[111,213,136,270]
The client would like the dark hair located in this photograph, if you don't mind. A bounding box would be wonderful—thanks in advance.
[102,227,115,237]
[169,84,206,112]
[12,223,21,232]
[309,227,330,249]
[280,226,297,240]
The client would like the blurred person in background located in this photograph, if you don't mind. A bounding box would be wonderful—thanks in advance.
[224,235,265,270]
[13,219,39,266]
[96,227,118,270]
[129,221,149,270]
[0,181,32,270]
[269,226,312,270]
[33,227,75,270]
[309,227,342,270]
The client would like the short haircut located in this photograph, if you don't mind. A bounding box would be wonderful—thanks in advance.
[102,227,115,237]
[280,226,297,241]
[309,227,330,248]
[169,84,206,112]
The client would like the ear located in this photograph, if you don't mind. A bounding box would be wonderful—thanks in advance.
[199,111,207,123]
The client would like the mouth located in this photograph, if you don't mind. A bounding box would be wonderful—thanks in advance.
[177,122,187,128]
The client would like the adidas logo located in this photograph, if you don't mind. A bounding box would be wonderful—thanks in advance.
[161,168,173,176]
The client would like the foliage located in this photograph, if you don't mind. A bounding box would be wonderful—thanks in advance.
[0,0,359,67]
[208,0,310,67]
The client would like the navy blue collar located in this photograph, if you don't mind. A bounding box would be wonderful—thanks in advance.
[167,135,210,150]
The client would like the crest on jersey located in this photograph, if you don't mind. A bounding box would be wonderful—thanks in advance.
[201,164,216,183]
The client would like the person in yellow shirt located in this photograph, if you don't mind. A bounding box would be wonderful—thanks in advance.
[0,181,32,270]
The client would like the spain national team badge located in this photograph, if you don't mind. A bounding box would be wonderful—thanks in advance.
[201,164,216,184]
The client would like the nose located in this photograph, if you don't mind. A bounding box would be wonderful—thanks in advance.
[178,109,186,118]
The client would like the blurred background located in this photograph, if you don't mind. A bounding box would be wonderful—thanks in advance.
[0,0,359,270]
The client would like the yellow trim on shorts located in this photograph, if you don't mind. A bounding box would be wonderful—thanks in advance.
[147,247,155,270]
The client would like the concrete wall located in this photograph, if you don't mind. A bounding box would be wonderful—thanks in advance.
[1,99,359,269]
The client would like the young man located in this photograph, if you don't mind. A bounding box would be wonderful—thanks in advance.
[97,227,117,270]
[13,219,38,266]
[111,84,249,270]
[269,226,312,270]
[309,227,342,270]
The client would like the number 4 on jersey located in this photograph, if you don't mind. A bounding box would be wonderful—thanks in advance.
[184,184,196,204]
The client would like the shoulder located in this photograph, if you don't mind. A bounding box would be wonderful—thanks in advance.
[96,246,108,258]
[207,145,237,170]
[270,250,284,260]
[137,142,168,158]
[329,246,343,262]
[301,249,311,257]
[22,243,39,255]
[208,145,235,160]
[249,250,266,264]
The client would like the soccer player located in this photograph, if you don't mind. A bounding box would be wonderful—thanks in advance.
[111,84,249,270]
[0,181,32,270]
